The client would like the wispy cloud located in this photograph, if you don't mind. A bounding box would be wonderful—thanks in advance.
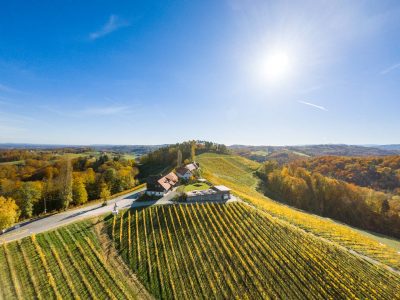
[81,105,132,116]
[89,15,129,40]
[298,100,328,111]
[380,63,400,75]
[298,85,323,94]
[0,83,21,93]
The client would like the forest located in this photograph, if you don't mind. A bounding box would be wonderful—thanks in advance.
[257,161,400,238]
[139,141,228,178]
[0,149,139,230]
[295,155,400,194]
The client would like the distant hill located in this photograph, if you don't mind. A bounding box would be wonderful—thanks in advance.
[230,144,400,164]
[0,143,164,157]
[375,144,400,151]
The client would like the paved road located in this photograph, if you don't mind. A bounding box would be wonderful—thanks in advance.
[0,187,174,244]
[0,187,239,244]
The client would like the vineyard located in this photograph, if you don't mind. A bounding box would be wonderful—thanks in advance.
[197,152,400,270]
[0,221,140,299]
[111,203,400,299]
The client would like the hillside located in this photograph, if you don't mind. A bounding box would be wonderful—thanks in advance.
[0,219,148,299]
[110,203,400,299]
[2,201,400,299]
[197,153,400,270]
[295,155,400,193]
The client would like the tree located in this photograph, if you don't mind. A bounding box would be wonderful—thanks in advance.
[58,159,73,210]
[15,182,42,218]
[100,181,111,205]
[191,141,196,162]
[381,199,390,215]
[177,150,182,167]
[72,177,88,205]
[0,196,19,230]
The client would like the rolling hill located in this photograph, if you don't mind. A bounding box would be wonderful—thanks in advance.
[230,144,400,164]
[109,203,400,299]
[197,152,400,270]
[1,152,400,299]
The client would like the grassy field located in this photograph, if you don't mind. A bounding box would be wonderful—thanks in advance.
[0,160,25,166]
[0,220,143,299]
[197,152,400,270]
[183,182,211,192]
[110,203,400,299]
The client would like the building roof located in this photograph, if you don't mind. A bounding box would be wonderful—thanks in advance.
[212,185,231,192]
[186,163,199,171]
[186,188,218,197]
[146,175,165,192]
[157,172,179,191]
[176,166,191,176]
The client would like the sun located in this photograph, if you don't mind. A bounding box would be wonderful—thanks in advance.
[262,51,291,83]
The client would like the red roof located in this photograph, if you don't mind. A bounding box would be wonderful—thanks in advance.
[157,172,179,191]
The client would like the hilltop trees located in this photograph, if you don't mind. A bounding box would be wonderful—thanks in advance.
[140,141,229,178]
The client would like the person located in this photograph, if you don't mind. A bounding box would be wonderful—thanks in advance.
[112,202,119,215]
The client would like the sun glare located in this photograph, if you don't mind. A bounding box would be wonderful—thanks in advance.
[263,51,291,83]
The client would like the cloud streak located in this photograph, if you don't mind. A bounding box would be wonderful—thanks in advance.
[380,63,400,75]
[0,83,21,93]
[298,100,328,111]
[89,15,129,40]
[81,105,132,115]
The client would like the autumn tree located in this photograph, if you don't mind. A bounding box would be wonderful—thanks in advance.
[191,141,196,162]
[100,181,111,205]
[0,196,19,230]
[177,149,182,167]
[15,182,42,218]
[58,159,73,210]
[72,177,88,205]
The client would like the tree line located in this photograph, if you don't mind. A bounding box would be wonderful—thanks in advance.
[295,155,400,194]
[0,150,139,230]
[139,141,228,177]
[257,161,400,238]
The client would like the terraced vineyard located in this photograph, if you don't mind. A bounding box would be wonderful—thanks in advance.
[0,221,140,299]
[111,203,400,299]
[197,152,400,270]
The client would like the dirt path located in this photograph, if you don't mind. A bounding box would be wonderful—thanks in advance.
[93,218,154,300]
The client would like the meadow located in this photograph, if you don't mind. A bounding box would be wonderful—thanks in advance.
[197,152,400,270]
[110,203,400,299]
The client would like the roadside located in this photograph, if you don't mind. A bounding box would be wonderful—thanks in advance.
[0,187,146,243]
[0,185,241,244]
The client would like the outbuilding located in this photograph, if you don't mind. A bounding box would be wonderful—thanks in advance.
[185,185,231,202]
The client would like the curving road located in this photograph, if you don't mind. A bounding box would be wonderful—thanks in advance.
[0,187,173,244]
[0,187,239,244]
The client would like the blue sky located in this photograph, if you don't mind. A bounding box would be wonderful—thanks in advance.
[0,0,399,145]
